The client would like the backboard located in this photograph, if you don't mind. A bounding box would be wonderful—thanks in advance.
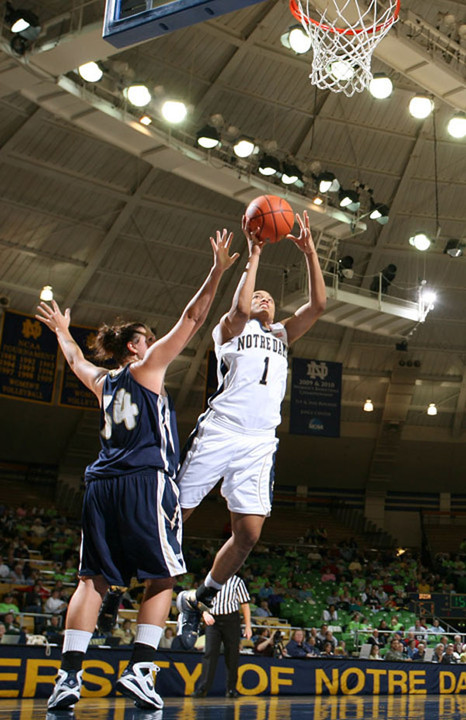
[104,0,266,48]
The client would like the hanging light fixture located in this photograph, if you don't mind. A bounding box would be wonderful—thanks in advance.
[443,239,464,258]
[409,95,434,119]
[369,202,390,225]
[40,285,53,302]
[363,399,374,412]
[409,232,431,252]
[368,73,393,99]
[315,172,340,193]
[161,99,187,123]
[281,162,301,185]
[280,25,312,54]
[258,154,280,176]
[196,125,220,149]
[124,84,152,108]
[447,112,466,139]
[233,137,256,158]
[78,62,103,83]
[427,402,438,416]
[339,188,360,212]
[139,115,152,126]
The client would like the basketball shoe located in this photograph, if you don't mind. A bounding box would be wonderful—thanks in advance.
[47,669,83,710]
[116,662,163,709]
[176,586,218,647]
[97,586,125,633]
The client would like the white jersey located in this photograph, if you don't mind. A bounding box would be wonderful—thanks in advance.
[209,318,288,432]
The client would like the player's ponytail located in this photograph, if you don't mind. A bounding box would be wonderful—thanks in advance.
[91,320,148,365]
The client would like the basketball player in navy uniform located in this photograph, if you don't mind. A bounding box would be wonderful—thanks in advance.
[35,229,238,711]
[176,210,326,642]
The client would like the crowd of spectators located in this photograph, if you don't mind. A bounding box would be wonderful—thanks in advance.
[1,501,466,664]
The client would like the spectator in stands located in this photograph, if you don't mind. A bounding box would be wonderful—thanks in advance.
[364,588,381,611]
[3,612,21,636]
[253,628,275,657]
[44,588,68,617]
[366,629,382,648]
[453,635,463,658]
[43,616,64,645]
[253,600,272,618]
[285,629,315,658]
[368,644,382,660]
[158,626,174,649]
[0,556,10,578]
[316,624,328,650]
[0,593,20,616]
[30,518,46,538]
[324,630,338,651]
[9,563,26,584]
[385,638,407,662]
[322,605,338,623]
[0,622,6,641]
[336,588,352,612]
[405,638,418,660]
[377,620,390,646]
[408,619,427,642]
[348,557,362,574]
[412,642,427,662]
[429,618,445,634]
[459,644,466,663]
[442,644,458,664]
[320,641,334,657]
[112,619,135,646]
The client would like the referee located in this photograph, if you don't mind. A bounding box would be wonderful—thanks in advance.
[192,575,252,698]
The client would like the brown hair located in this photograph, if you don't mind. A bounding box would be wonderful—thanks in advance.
[91,320,152,366]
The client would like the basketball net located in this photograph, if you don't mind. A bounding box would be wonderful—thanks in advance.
[290,0,400,97]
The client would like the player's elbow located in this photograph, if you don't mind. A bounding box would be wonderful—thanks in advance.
[314,298,327,316]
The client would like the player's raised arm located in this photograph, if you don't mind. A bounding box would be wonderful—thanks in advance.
[281,211,327,345]
[35,300,108,400]
[135,229,238,382]
[219,215,266,344]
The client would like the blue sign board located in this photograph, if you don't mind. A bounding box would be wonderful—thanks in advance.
[59,325,99,410]
[289,357,342,438]
[104,0,266,48]
[0,311,58,404]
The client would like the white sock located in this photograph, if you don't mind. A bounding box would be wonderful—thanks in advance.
[205,572,223,590]
[63,629,93,654]
[135,624,163,649]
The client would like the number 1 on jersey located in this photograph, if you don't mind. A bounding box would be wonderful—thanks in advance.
[260,356,270,385]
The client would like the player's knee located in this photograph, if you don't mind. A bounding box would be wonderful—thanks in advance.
[234,527,261,552]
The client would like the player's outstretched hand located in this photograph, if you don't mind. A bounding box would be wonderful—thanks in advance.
[286,211,315,254]
[242,214,266,255]
[210,228,240,272]
[35,300,71,334]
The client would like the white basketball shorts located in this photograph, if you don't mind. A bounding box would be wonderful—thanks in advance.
[177,413,279,516]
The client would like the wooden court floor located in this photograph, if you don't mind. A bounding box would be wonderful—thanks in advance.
[1,695,466,720]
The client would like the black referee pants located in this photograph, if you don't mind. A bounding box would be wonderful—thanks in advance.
[197,612,241,694]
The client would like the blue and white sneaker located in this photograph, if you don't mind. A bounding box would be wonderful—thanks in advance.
[47,669,83,710]
[175,590,202,649]
[116,662,163,709]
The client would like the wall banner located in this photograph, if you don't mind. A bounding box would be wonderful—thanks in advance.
[289,358,342,437]
[0,310,57,404]
[2,648,466,698]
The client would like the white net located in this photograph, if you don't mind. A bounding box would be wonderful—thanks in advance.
[292,0,400,97]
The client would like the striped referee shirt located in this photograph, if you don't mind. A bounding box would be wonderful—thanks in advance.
[210,575,250,615]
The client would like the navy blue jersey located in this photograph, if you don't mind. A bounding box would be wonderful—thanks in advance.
[85,365,179,480]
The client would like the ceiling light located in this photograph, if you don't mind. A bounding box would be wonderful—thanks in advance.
[422,290,437,308]
[409,95,434,119]
[316,172,340,193]
[427,402,438,416]
[78,62,103,83]
[329,60,354,81]
[6,3,40,36]
[409,232,431,252]
[443,239,464,258]
[312,195,324,206]
[368,73,393,100]
[233,137,256,158]
[139,115,152,126]
[40,285,53,302]
[447,112,466,139]
[363,399,374,412]
[161,99,188,123]
[281,25,312,54]
[196,125,220,149]
[338,255,354,281]
[339,189,360,212]
[281,162,301,185]
[369,203,390,225]
[370,263,397,294]
[258,154,280,176]
[124,84,152,108]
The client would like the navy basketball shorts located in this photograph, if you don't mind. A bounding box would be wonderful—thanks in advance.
[79,472,186,587]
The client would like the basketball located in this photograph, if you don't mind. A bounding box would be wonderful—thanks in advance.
[245,195,295,244]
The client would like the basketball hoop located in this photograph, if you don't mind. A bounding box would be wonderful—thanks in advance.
[289,0,401,97]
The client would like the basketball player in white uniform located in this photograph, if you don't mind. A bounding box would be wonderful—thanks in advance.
[176,210,327,643]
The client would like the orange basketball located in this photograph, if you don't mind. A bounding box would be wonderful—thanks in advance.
[245,195,295,244]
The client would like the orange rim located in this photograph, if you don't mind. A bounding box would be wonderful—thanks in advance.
[289,0,401,36]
